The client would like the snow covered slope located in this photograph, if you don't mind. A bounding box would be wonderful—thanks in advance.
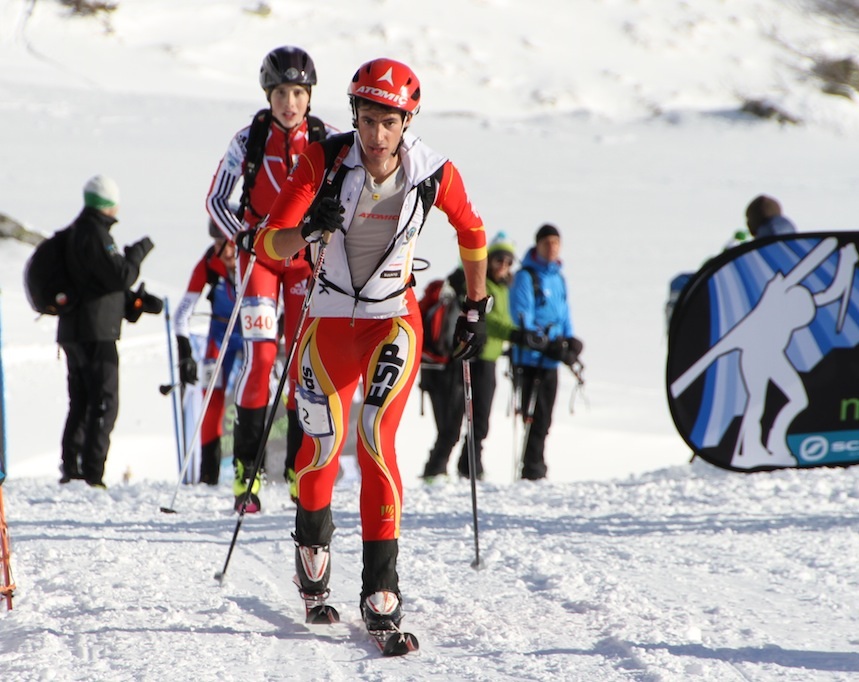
[3,1,859,679]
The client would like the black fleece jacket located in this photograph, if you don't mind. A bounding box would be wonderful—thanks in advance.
[57,207,152,343]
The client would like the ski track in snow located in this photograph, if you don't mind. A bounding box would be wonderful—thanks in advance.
[5,465,859,681]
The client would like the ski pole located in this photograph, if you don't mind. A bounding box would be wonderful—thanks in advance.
[462,359,484,570]
[516,370,540,481]
[160,254,256,513]
[215,235,330,582]
[163,298,184,475]
[178,382,188,484]
[508,355,520,481]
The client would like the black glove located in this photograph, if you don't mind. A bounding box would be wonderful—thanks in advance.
[124,283,163,322]
[125,236,154,265]
[509,328,549,351]
[546,337,583,366]
[136,282,163,314]
[142,292,164,314]
[451,297,490,361]
[235,228,257,254]
[176,335,198,386]
[124,289,143,323]
[301,197,345,243]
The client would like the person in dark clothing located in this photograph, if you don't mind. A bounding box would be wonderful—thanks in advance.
[509,224,582,481]
[57,175,159,487]
[456,234,526,480]
[421,234,546,482]
[173,219,243,485]
[419,270,466,482]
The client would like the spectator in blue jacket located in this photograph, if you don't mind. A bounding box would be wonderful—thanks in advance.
[509,224,582,480]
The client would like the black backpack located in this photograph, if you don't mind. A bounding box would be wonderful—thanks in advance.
[23,228,78,316]
[521,266,548,307]
[239,109,327,220]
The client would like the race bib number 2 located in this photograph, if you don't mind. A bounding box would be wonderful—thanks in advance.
[240,297,277,341]
[297,386,334,437]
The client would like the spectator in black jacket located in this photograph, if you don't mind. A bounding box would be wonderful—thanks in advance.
[58,175,161,487]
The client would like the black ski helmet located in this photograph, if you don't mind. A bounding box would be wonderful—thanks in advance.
[259,46,317,93]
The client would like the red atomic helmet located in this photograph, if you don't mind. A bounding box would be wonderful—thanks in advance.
[347,58,421,115]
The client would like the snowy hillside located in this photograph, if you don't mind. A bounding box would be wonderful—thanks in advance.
[3,0,859,679]
[5,0,859,126]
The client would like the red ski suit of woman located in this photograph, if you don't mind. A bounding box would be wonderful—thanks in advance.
[207,118,334,414]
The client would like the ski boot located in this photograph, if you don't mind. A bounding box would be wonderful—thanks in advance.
[286,467,298,504]
[361,591,419,656]
[361,591,403,631]
[59,456,84,484]
[294,543,339,624]
[232,460,261,513]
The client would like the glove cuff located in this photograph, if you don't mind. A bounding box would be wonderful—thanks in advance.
[463,296,493,314]
[176,335,192,359]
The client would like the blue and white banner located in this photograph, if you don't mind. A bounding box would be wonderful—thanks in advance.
[667,232,859,471]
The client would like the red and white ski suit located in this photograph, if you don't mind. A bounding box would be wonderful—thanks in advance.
[259,131,487,541]
[206,117,335,414]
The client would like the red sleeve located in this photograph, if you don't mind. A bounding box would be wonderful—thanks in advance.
[435,161,487,263]
[185,256,209,294]
[205,251,228,280]
[255,143,327,263]
[264,143,326,231]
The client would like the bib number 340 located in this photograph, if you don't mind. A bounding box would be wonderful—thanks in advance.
[240,297,277,341]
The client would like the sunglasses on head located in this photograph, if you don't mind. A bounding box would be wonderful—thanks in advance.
[491,255,514,266]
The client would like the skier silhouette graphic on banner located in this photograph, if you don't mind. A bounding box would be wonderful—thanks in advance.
[667,233,859,471]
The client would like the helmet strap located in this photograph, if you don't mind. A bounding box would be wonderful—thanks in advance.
[270,112,290,133]
[350,97,359,129]
[393,112,413,155]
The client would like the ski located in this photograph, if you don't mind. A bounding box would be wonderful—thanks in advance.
[301,600,419,654]
[294,576,340,624]
[305,603,340,625]
[367,628,420,656]
[295,578,417,654]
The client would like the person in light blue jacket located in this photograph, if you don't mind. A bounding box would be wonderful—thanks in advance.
[509,224,582,480]
[745,195,797,239]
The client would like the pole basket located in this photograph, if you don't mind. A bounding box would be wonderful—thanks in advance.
[0,487,15,610]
